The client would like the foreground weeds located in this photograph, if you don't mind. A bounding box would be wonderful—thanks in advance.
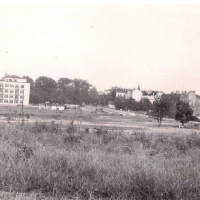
[0,122,200,199]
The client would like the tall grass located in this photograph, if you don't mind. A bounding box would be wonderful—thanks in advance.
[0,122,200,199]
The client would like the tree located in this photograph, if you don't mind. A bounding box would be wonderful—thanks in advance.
[132,100,140,111]
[114,98,126,110]
[163,93,180,118]
[57,78,72,89]
[140,98,153,111]
[88,87,99,104]
[104,92,115,106]
[114,97,153,111]
[56,78,73,104]
[175,101,193,127]
[110,87,116,100]
[35,76,57,103]
[152,95,170,127]
[28,75,99,105]
[73,79,91,104]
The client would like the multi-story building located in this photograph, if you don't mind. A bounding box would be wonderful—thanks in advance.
[104,86,161,102]
[0,74,30,106]
[179,91,200,117]
[179,91,196,107]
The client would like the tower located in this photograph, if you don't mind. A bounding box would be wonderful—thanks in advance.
[138,83,140,90]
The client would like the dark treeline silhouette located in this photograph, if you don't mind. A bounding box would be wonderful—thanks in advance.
[24,76,99,105]
[114,97,153,111]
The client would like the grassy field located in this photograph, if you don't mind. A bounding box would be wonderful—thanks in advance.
[0,105,200,199]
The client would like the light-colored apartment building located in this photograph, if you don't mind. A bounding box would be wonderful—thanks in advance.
[0,74,30,106]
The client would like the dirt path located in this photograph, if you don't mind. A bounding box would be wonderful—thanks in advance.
[1,107,200,137]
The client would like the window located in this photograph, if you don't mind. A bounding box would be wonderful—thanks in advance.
[20,90,24,94]
[5,84,9,87]
[10,90,14,93]
[9,95,13,98]
[0,84,3,87]
[20,100,23,103]
[0,99,3,103]
[10,84,14,87]
[5,89,8,93]
[0,89,3,93]
[4,95,8,98]
[15,100,18,103]
[4,100,8,103]
[21,85,24,88]
[20,96,23,99]
[15,85,19,88]
[0,94,3,98]
[15,89,19,94]
[15,95,19,99]
[9,79,12,82]
[9,100,13,103]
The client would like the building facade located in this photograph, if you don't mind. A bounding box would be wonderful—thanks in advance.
[0,74,30,106]
[179,91,200,117]
[179,91,196,107]
[104,86,161,103]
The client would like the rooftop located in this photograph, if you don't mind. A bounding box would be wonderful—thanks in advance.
[3,73,22,79]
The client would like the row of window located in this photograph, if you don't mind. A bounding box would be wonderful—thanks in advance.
[0,84,24,88]
[0,95,23,98]
[0,89,24,94]
[5,79,17,82]
[0,99,23,103]
[117,94,125,97]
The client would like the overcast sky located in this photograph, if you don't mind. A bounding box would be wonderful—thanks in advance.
[0,2,200,93]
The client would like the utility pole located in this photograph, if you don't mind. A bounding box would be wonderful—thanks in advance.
[22,100,24,114]
[21,88,24,118]
[98,95,100,106]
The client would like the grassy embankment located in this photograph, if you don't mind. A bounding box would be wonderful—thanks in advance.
[0,116,200,199]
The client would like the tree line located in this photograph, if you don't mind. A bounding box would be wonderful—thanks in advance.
[113,92,199,127]
[23,75,199,128]
[114,98,153,111]
[23,76,99,105]
[151,93,199,127]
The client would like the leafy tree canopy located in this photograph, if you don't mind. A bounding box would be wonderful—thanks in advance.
[26,75,99,105]
[175,101,193,127]
[152,95,170,127]
[114,98,153,111]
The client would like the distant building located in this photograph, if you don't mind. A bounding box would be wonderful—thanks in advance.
[194,95,200,117]
[0,74,30,105]
[180,91,196,107]
[132,88,142,102]
[179,91,200,117]
[116,88,133,98]
[141,90,155,103]
[104,89,113,95]
[39,103,65,110]
[104,85,162,103]
[97,91,104,96]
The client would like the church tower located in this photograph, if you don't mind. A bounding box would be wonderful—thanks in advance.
[138,83,140,90]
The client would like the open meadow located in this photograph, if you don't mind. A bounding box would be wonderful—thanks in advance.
[0,105,200,199]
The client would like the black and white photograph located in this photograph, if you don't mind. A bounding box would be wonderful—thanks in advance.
[0,0,200,199]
